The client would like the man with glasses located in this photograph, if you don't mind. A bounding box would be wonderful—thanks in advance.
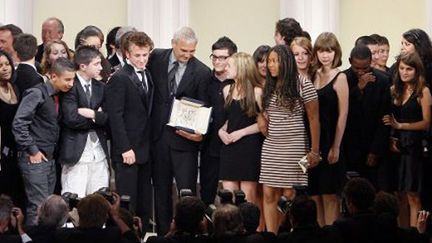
[200,36,237,206]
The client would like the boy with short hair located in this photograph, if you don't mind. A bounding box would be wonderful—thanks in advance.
[58,45,109,198]
[13,57,76,225]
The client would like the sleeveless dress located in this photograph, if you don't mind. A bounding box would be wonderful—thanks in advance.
[308,73,344,195]
[219,99,262,181]
[259,76,317,188]
[393,93,425,192]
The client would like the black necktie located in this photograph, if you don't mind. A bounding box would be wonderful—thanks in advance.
[84,84,91,106]
[168,61,179,96]
[137,71,148,93]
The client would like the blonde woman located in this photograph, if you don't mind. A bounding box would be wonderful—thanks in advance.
[218,52,263,206]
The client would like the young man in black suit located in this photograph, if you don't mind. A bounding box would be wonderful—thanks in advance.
[12,57,75,225]
[342,45,391,190]
[12,33,44,98]
[105,31,154,232]
[58,46,109,198]
[147,26,211,236]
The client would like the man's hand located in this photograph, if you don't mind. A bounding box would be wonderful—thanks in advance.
[12,207,25,235]
[29,151,48,164]
[108,192,121,220]
[176,129,203,142]
[122,149,136,165]
[416,210,430,234]
[357,72,376,90]
[78,108,96,119]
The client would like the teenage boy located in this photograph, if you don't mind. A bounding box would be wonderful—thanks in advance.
[58,46,109,198]
[12,57,76,225]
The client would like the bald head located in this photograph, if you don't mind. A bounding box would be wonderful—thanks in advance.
[42,17,64,44]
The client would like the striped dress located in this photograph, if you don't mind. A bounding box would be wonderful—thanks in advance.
[259,76,317,188]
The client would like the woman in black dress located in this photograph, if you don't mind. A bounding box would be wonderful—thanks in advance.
[0,50,25,208]
[383,52,432,227]
[310,32,348,226]
[218,52,263,206]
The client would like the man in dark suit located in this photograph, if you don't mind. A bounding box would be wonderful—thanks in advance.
[58,46,109,198]
[105,31,154,232]
[12,33,44,98]
[0,24,23,65]
[147,26,211,235]
[343,45,391,190]
[35,17,64,63]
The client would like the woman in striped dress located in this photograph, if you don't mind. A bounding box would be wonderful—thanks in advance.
[258,45,320,233]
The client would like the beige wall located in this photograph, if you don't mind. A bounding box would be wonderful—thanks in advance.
[189,0,279,67]
[339,0,427,69]
[31,0,429,69]
[32,0,127,55]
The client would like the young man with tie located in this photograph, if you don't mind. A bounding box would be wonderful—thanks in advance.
[57,46,109,198]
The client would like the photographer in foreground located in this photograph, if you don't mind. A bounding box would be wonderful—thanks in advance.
[0,194,31,243]
[147,196,210,243]
[55,192,139,243]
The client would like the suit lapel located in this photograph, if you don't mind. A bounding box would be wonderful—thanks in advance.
[90,79,102,109]
[145,70,154,116]
[74,76,89,108]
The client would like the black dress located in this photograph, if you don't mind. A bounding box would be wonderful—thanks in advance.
[393,94,425,192]
[308,73,344,195]
[0,98,26,207]
[219,99,261,181]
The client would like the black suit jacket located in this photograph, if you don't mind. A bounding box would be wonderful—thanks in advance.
[57,76,108,165]
[147,48,211,151]
[35,44,44,63]
[13,63,44,98]
[105,63,154,164]
[108,54,121,68]
[343,67,391,164]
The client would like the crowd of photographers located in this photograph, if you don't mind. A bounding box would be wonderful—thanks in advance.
[1,177,430,243]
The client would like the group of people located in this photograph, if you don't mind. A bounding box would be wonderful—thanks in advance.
[0,15,432,242]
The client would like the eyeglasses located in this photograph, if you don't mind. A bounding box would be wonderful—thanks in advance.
[209,54,230,62]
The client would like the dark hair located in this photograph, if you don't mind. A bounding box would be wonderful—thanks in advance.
[343,178,376,211]
[392,52,426,105]
[238,202,260,233]
[312,32,342,68]
[211,36,237,56]
[212,204,244,237]
[77,193,109,228]
[355,35,378,46]
[252,45,271,64]
[74,45,101,67]
[0,194,13,221]
[106,26,121,56]
[263,45,300,111]
[402,28,432,65]
[289,195,317,226]
[275,18,303,46]
[51,57,76,75]
[122,31,154,56]
[0,49,15,79]
[174,197,206,234]
[0,24,23,37]
[370,34,389,46]
[74,25,104,49]
[372,192,399,217]
[350,44,372,60]
[13,33,37,61]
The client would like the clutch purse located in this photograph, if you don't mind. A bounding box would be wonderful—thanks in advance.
[298,154,322,173]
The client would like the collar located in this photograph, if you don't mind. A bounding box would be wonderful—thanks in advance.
[169,50,187,68]
[76,73,91,88]
[45,81,57,96]
[126,59,145,73]
[19,61,37,71]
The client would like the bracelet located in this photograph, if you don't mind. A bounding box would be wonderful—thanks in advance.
[308,150,321,159]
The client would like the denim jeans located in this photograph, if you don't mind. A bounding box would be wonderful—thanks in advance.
[18,151,56,226]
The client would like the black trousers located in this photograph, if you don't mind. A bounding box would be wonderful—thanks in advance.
[114,161,152,232]
[199,150,220,205]
[151,137,198,236]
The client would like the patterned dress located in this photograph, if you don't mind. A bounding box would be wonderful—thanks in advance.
[259,76,317,188]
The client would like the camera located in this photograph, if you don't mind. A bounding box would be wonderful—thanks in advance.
[179,188,193,198]
[234,190,246,206]
[277,185,308,214]
[217,189,234,204]
[61,192,80,211]
[96,187,131,210]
